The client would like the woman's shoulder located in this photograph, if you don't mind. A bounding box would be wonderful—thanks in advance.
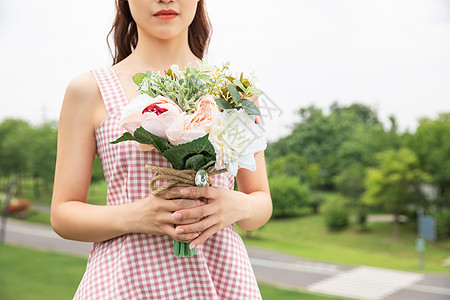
[61,72,105,121]
[65,72,100,101]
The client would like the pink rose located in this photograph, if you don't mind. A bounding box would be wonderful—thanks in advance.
[120,94,183,140]
[166,95,220,146]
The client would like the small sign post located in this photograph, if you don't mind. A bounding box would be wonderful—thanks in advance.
[416,208,436,269]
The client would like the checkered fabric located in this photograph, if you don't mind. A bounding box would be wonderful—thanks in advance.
[73,68,262,299]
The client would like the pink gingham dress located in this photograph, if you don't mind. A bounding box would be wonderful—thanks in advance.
[73,68,262,300]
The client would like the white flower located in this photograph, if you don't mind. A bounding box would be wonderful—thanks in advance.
[138,77,151,94]
[208,109,266,176]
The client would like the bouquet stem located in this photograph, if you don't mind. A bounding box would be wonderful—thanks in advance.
[173,240,197,257]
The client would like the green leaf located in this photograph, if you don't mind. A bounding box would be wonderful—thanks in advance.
[241,99,261,115]
[111,132,135,144]
[232,79,246,92]
[185,154,214,171]
[228,84,241,105]
[201,160,216,170]
[163,135,216,170]
[133,127,171,153]
[247,87,263,95]
[199,74,213,85]
[215,98,234,110]
[132,73,147,86]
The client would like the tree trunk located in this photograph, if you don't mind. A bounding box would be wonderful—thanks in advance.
[392,213,400,240]
[33,176,41,198]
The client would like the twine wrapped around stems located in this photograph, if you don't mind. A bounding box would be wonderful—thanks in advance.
[145,165,227,195]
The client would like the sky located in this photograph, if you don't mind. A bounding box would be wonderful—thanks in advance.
[1,0,449,141]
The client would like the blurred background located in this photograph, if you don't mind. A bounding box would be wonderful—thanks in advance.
[1,1,449,299]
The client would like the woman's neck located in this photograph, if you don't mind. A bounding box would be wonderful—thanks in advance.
[122,30,201,73]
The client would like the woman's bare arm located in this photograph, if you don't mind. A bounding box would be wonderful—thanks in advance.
[234,152,272,231]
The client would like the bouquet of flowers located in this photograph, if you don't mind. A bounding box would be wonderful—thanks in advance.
[112,62,266,257]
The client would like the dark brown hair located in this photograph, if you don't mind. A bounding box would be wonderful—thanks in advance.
[108,0,212,65]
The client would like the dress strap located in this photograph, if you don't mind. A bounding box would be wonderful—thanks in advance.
[91,67,128,116]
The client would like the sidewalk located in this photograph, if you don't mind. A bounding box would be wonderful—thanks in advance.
[3,218,450,300]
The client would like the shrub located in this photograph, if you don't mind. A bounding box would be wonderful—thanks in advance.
[269,175,311,218]
[322,195,350,231]
[433,208,450,239]
[309,193,325,214]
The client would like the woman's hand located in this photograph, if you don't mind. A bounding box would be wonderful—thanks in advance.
[168,186,251,249]
[130,188,205,242]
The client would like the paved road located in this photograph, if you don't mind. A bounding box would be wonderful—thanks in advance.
[2,218,450,300]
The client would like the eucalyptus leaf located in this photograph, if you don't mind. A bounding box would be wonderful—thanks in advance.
[241,99,261,115]
[228,84,241,105]
[215,98,234,110]
[132,73,147,86]
[199,74,213,85]
[232,79,246,92]
[247,87,263,95]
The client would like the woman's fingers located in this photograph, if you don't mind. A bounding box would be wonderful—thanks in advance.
[174,215,216,235]
[159,186,217,200]
[172,202,214,222]
[189,224,221,249]
[170,199,204,209]
[152,197,203,213]
[166,225,200,243]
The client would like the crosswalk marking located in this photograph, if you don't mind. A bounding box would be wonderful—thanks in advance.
[307,266,424,300]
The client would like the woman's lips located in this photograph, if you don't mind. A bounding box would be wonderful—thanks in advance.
[154,9,178,20]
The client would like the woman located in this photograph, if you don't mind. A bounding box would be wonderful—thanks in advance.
[51,0,272,299]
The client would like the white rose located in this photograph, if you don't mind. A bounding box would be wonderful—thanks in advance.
[208,109,266,176]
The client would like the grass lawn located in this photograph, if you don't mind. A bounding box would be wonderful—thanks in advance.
[258,283,348,300]
[238,214,450,273]
[0,244,86,300]
[0,243,341,300]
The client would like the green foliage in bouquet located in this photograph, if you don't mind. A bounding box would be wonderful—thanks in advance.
[112,127,216,172]
[132,65,213,113]
[215,73,263,116]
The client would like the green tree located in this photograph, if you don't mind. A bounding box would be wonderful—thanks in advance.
[269,175,311,218]
[28,122,58,197]
[408,113,450,203]
[267,153,321,188]
[363,148,431,239]
[266,103,387,189]
[333,115,402,197]
[0,119,33,193]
